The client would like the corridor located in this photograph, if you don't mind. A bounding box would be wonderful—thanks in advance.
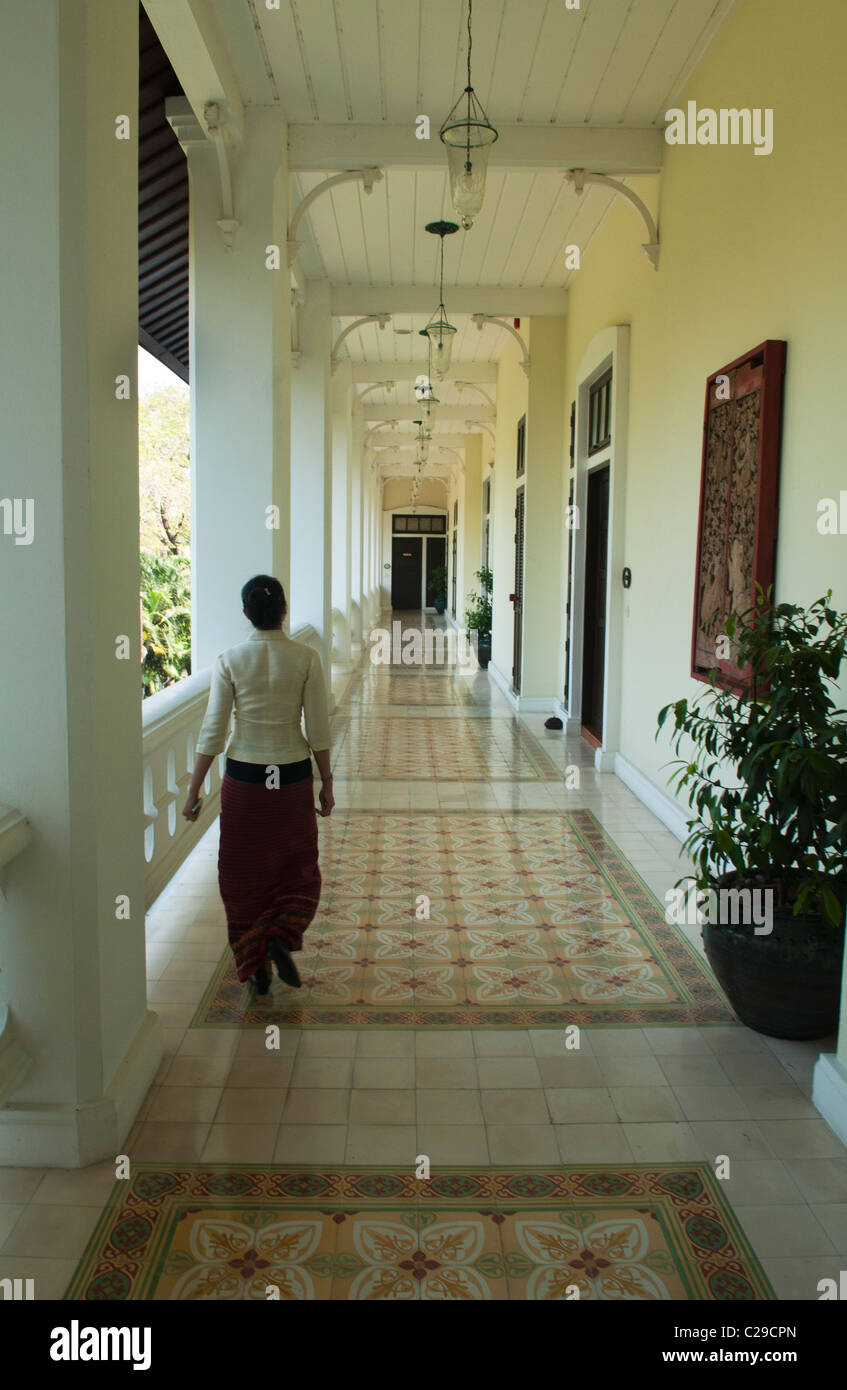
[3,0,847,1336]
[2,621,844,1301]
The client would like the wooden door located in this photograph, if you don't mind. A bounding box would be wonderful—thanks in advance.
[512,485,525,693]
[580,466,609,743]
[391,535,423,609]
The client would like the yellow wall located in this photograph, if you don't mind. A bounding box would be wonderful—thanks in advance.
[559,0,847,1064]
[490,332,529,679]
[382,476,447,511]
[563,0,847,798]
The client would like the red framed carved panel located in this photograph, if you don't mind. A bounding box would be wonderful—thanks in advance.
[691,340,787,692]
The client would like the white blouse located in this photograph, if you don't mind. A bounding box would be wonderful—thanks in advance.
[195,629,331,765]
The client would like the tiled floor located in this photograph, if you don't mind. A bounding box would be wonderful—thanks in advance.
[1,615,845,1301]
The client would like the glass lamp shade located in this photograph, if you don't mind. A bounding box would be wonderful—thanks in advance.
[421,318,457,378]
[443,140,493,230]
[440,86,498,231]
[417,434,430,463]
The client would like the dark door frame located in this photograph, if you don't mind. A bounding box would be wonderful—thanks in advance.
[580,464,610,745]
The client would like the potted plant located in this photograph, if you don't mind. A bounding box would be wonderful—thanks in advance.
[429,564,448,615]
[657,590,847,1040]
[465,566,493,669]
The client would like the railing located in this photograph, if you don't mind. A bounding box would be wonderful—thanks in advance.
[141,667,222,908]
[0,805,34,1105]
[141,624,324,908]
[0,804,32,883]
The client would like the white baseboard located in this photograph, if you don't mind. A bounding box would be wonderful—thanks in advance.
[0,1009,163,1167]
[489,662,560,714]
[488,661,517,708]
[812,1053,847,1148]
[614,752,688,842]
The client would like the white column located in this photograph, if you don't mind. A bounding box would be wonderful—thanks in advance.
[361,455,374,632]
[521,317,568,700]
[462,435,484,612]
[290,280,332,667]
[186,107,291,670]
[0,0,160,1166]
[331,360,353,669]
[350,415,364,651]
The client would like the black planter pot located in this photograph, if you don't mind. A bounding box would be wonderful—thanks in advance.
[433,598,446,614]
[703,911,845,1040]
[476,637,492,669]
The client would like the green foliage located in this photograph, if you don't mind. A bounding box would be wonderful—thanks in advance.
[141,552,192,697]
[464,566,493,638]
[429,565,449,602]
[657,590,847,928]
[139,384,190,557]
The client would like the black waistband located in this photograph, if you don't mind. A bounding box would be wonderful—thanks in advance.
[225,757,312,785]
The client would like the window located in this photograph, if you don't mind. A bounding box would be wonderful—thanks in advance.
[453,501,458,526]
[482,478,491,515]
[588,369,612,455]
[392,513,446,533]
[516,415,526,476]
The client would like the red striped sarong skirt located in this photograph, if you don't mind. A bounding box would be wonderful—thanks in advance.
[218,759,321,982]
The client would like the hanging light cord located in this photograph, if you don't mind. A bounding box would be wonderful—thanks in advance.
[439,232,445,308]
[466,0,473,92]
[464,0,474,166]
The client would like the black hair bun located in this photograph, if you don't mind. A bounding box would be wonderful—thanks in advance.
[241,574,286,630]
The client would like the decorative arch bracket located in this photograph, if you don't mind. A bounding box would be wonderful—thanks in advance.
[471,314,530,376]
[204,103,240,250]
[566,169,660,270]
[288,168,383,267]
[332,314,391,373]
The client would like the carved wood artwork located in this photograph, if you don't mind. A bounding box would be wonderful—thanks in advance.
[691,341,787,691]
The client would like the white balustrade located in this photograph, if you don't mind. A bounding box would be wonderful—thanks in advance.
[0,804,32,884]
[0,806,34,1105]
[142,666,222,908]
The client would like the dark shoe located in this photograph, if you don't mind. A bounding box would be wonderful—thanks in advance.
[269,939,301,989]
[252,966,271,995]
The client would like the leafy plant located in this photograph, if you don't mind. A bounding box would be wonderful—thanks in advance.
[141,552,192,697]
[464,566,493,639]
[429,565,448,603]
[139,384,190,557]
[657,590,847,928]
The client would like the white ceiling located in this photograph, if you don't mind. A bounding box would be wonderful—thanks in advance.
[212,0,737,127]
[196,0,737,461]
[294,166,618,290]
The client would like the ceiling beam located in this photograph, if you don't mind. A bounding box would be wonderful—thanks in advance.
[331,286,568,317]
[368,433,475,449]
[144,0,245,139]
[289,124,663,175]
[364,405,494,423]
[351,362,497,384]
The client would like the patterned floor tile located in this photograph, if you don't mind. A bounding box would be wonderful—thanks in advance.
[63,1163,776,1301]
[330,715,560,781]
[342,669,477,707]
[191,810,733,1030]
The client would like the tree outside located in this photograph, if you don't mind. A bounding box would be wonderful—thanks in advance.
[139,365,191,696]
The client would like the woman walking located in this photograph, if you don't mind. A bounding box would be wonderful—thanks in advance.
[182,575,334,995]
